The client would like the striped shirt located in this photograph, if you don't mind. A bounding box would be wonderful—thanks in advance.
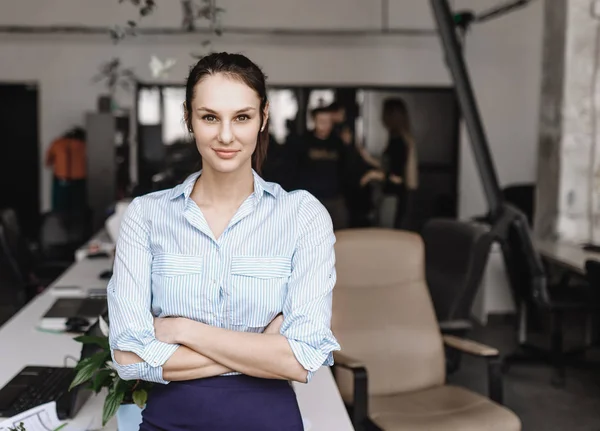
[107,170,340,384]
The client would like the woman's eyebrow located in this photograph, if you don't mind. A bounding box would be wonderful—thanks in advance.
[197,107,217,113]
[196,107,257,114]
[235,107,257,113]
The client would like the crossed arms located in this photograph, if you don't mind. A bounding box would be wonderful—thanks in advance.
[108,196,340,385]
[113,313,309,382]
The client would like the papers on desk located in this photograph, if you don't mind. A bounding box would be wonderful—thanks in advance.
[0,402,81,431]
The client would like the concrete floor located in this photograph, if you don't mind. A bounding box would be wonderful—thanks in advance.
[449,323,600,431]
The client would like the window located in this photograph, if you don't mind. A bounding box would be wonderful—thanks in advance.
[162,87,187,144]
[137,87,161,125]
[267,89,298,144]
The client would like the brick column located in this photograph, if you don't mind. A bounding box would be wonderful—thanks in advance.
[536,0,600,244]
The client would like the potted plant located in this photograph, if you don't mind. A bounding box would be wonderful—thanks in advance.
[68,317,153,428]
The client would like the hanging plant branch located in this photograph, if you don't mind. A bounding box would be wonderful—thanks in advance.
[111,0,156,43]
[118,0,157,18]
[182,0,225,57]
[93,57,138,95]
[181,0,225,32]
[96,0,156,94]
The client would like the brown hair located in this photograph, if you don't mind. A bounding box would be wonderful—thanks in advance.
[382,98,419,190]
[383,98,412,137]
[184,52,269,173]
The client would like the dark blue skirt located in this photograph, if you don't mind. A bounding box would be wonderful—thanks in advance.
[139,375,304,430]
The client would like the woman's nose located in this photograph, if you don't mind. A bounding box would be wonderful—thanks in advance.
[218,122,234,144]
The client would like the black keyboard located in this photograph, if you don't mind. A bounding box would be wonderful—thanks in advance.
[0,367,75,417]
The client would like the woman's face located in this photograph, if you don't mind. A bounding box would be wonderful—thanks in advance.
[382,109,395,131]
[188,73,266,174]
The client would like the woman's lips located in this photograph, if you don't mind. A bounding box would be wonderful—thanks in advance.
[213,149,239,159]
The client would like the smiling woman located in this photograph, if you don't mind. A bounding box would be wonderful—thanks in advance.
[107,52,340,431]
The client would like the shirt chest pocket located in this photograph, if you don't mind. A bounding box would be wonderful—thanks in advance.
[230,256,291,327]
[151,254,207,317]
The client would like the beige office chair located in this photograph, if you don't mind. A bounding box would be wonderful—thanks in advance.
[331,228,521,431]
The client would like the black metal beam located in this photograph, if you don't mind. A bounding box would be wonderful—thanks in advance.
[430,0,503,217]
[429,0,548,314]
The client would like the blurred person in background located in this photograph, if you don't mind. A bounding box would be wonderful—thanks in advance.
[327,102,379,227]
[262,120,303,191]
[381,97,419,229]
[45,126,87,212]
[327,101,353,147]
[297,107,348,229]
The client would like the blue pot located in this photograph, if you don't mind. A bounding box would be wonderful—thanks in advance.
[116,403,144,430]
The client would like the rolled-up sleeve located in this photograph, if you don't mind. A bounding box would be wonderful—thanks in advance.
[107,198,179,384]
[281,194,341,383]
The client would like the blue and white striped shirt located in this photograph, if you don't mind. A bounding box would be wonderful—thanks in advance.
[107,170,340,384]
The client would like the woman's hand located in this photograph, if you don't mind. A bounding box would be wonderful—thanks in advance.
[389,174,403,185]
[360,169,385,187]
[264,313,284,334]
[154,316,189,344]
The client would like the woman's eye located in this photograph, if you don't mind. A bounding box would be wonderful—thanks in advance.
[203,115,217,122]
[236,115,249,122]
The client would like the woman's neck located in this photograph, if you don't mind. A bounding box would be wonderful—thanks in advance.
[192,165,255,207]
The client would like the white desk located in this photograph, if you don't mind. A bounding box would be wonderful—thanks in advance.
[0,256,354,430]
[75,230,113,262]
[536,239,600,275]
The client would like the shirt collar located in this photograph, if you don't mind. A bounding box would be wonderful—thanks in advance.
[169,169,276,201]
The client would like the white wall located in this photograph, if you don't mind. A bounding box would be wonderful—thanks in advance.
[0,0,542,217]
[454,0,544,218]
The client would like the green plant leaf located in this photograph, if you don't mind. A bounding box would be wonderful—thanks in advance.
[74,350,110,371]
[74,356,93,371]
[132,389,148,408]
[70,363,97,391]
[73,335,110,350]
[69,351,110,391]
[91,369,113,393]
[103,386,125,426]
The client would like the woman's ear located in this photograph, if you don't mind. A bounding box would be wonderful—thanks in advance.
[261,102,270,132]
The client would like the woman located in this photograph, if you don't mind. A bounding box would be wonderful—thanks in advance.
[107,52,340,430]
[380,97,419,229]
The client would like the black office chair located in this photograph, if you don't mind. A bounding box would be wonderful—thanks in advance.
[38,210,92,263]
[473,183,536,228]
[0,224,28,324]
[0,208,71,293]
[422,218,495,373]
[584,259,600,287]
[502,184,535,227]
[502,226,600,386]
